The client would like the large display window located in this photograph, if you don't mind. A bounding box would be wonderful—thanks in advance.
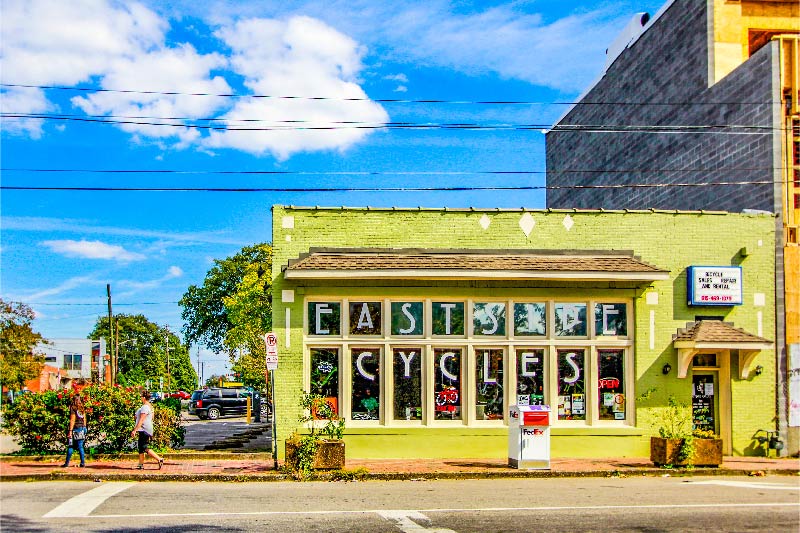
[304,298,632,427]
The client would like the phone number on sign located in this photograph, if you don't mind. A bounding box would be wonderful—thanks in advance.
[700,295,733,302]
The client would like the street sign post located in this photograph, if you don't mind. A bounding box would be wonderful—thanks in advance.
[263,332,279,470]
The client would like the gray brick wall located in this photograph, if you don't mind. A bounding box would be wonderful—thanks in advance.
[546,0,777,213]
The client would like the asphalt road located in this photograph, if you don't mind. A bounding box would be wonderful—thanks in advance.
[1,476,798,532]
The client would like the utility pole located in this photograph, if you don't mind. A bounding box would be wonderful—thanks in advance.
[106,284,114,384]
[165,326,170,392]
[196,348,201,388]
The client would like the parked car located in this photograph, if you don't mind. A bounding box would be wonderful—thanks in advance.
[149,391,162,401]
[190,387,271,420]
[167,390,190,400]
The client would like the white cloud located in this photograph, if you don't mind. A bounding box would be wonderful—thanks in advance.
[42,239,146,262]
[118,265,184,292]
[24,275,97,301]
[71,43,231,147]
[205,16,388,159]
[3,216,247,245]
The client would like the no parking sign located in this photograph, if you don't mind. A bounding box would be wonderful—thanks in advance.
[264,332,278,370]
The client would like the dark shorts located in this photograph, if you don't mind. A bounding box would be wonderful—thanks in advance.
[137,431,151,454]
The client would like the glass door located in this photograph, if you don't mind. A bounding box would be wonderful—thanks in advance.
[692,373,718,434]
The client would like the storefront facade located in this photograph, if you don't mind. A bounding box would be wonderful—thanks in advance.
[271,206,776,458]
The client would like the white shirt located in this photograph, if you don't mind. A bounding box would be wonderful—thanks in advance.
[135,403,154,436]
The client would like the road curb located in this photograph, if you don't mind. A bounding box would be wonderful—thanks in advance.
[2,468,798,483]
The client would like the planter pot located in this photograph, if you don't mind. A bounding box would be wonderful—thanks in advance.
[650,437,723,467]
[285,438,345,471]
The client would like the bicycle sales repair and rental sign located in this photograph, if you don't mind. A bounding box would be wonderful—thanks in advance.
[687,266,743,306]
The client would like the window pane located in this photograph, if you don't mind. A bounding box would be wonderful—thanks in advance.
[393,348,422,420]
[434,348,461,420]
[594,303,627,336]
[351,348,380,420]
[514,303,546,336]
[598,349,626,420]
[557,349,586,420]
[349,302,381,335]
[391,302,423,335]
[432,302,464,335]
[516,349,545,406]
[473,303,506,336]
[307,302,341,335]
[554,303,587,336]
[310,348,339,414]
[476,349,504,419]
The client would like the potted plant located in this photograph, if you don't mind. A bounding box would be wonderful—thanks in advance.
[649,397,722,467]
[285,392,346,477]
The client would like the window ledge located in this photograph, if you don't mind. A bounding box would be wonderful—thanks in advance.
[339,426,644,436]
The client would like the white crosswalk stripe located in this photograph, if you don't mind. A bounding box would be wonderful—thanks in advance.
[377,510,457,533]
[689,480,799,491]
[43,482,136,518]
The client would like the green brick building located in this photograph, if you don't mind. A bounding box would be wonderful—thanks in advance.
[270,205,775,459]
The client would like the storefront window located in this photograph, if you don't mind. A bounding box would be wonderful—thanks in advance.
[432,302,464,336]
[434,348,462,420]
[391,302,423,335]
[473,303,506,336]
[598,349,625,420]
[475,349,504,419]
[351,348,380,420]
[310,348,339,414]
[557,349,585,420]
[349,302,381,335]
[594,303,627,336]
[308,302,341,335]
[393,348,422,420]
[554,303,587,336]
[514,303,546,336]
[516,349,545,405]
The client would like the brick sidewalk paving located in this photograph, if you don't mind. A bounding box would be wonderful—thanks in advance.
[1,454,797,480]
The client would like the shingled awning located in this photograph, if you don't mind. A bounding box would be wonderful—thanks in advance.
[672,321,773,379]
[282,248,670,282]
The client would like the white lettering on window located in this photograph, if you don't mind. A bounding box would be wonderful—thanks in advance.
[602,304,619,335]
[563,352,581,384]
[399,351,416,378]
[439,351,458,381]
[399,303,416,334]
[440,303,456,335]
[357,303,374,330]
[315,304,333,334]
[482,351,497,383]
[356,351,375,381]
[482,308,499,335]
[520,352,540,377]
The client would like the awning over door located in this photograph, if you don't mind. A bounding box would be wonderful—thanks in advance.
[672,321,773,379]
[283,248,670,282]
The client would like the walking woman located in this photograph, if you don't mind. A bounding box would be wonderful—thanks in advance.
[61,393,87,468]
[131,391,164,470]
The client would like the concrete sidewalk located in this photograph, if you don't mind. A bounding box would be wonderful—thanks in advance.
[1,454,798,481]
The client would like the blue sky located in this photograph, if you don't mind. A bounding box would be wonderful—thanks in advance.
[1,0,666,379]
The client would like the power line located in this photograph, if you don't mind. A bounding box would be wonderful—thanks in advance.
[0,113,778,134]
[27,302,179,306]
[0,180,779,193]
[0,83,774,106]
[0,167,778,175]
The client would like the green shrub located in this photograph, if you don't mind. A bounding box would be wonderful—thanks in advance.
[151,405,184,451]
[1,385,184,454]
[154,397,182,415]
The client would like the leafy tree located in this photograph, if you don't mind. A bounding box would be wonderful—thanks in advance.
[0,298,46,391]
[89,314,197,392]
[180,243,272,389]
